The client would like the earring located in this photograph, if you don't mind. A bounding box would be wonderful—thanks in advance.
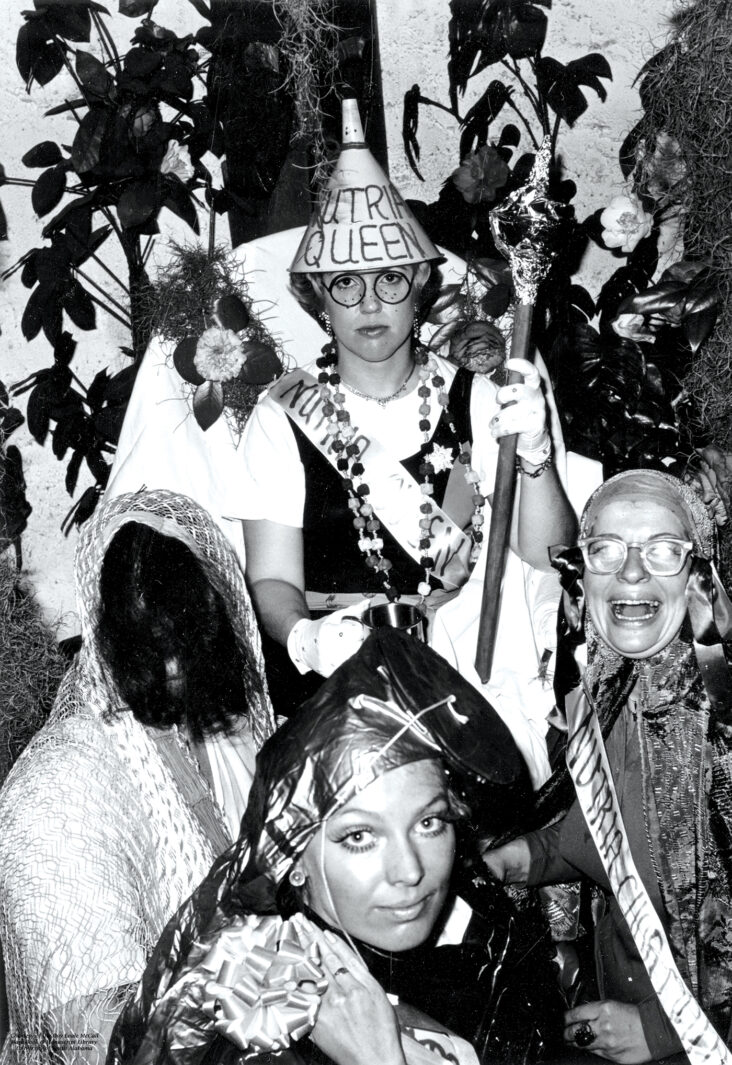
[413,310,422,345]
[319,311,332,337]
[289,867,306,887]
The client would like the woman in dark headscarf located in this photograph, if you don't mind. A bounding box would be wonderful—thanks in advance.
[485,470,732,1064]
[107,629,565,1065]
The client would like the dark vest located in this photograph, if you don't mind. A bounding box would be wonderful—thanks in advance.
[288,367,475,596]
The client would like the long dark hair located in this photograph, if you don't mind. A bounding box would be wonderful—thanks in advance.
[97,522,261,739]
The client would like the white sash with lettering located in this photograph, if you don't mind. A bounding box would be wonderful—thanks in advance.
[269,368,475,590]
[566,685,732,1064]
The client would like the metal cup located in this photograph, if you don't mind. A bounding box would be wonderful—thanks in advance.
[360,602,426,641]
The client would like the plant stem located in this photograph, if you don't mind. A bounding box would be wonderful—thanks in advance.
[504,97,539,149]
[141,236,156,267]
[56,43,89,105]
[527,57,550,133]
[91,9,121,74]
[87,291,132,330]
[75,267,131,319]
[99,206,126,247]
[503,58,542,123]
[550,114,562,159]
[417,93,459,121]
[88,251,130,295]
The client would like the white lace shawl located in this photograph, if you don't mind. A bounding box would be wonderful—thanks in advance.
[0,490,274,1064]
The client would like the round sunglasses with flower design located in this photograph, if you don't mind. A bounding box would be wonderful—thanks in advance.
[324,267,415,307]
[578,534,695,577]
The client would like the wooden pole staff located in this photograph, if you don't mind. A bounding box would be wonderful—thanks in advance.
[474,303,533,682]
[474,136,561,683]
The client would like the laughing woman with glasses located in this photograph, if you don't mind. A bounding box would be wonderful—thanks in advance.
[484,470,732,1063]
[236,99,576,721]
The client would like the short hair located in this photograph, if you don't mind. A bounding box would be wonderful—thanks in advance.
[289,261,445,330]
[97,522,260,739]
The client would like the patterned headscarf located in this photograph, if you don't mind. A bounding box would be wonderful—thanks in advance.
[553,469,732,712]
[244,628,532,884]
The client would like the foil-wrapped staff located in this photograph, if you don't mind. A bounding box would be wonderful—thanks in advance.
[475,137,564,682]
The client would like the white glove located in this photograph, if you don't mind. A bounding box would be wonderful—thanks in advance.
[287,607,368,677]
[490,357,551,464]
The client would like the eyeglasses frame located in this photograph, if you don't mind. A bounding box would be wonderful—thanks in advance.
[323,267,416,308]
[577,534,695,577]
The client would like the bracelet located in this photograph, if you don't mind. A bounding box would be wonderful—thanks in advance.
[516,455,554,478]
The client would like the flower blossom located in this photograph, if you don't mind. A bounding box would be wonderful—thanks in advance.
[612,313,656,343]
[194,327,246,381]
[600,194,653,253]
[452,146,509,205]
[160,140,195,183]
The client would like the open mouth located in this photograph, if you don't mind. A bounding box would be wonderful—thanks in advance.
[357,326,388,337]
[610,599,660,622]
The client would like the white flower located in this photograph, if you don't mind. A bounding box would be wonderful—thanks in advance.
[160,140,194,183]
[600,194,653,253]
[612,313,656,342]
[194,327,246,381]
[425,443,454,474]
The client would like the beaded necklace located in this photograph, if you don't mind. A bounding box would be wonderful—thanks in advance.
[316,341,486,602]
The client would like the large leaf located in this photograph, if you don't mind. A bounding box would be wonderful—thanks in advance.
[21,286,46,341]
[192,379,224,431]
[71,109,110,172]
[20,253,38,290]
[62,280,96,330]
[43,3,92,43]
[173,336,205,385]
[65,448,84,495]
[618,280,688,318]
[123,47,162,77]
[684,307,719,353]
[69,223,112,265]
[117,179,158,228]
[22,140,63,168]
[239,341,282,385]
[16,20,65,88]
[104,363,137,404]
[162,179,199,233]
[459,81,513,157]
[618,119,645,180]
[31,164,66,216]
[35,243,70,288]
[45,96,87,117]
[537,54,612,127]
[215,294,249,332]
[27,380,53,444]
[119,0,159,15]
[76,49,113,97]
[61,485,101,535]
[502,1,548,59]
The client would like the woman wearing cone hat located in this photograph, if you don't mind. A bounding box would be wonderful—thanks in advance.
[238,99,576,737]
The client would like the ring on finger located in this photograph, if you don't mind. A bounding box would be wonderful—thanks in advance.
[574,1021,596,1047]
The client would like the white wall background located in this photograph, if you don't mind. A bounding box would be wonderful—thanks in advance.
[1,0,677,635]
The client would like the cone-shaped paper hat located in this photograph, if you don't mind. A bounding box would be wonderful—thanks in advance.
[290,99,443,274]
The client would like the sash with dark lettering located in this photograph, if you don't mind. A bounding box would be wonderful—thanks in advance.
[565,685,732,1064]
[269,368,476,590]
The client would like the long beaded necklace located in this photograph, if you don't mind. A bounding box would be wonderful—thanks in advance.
[316,341,486,602]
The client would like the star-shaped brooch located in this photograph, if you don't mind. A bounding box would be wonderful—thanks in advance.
[425,443,455,474]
